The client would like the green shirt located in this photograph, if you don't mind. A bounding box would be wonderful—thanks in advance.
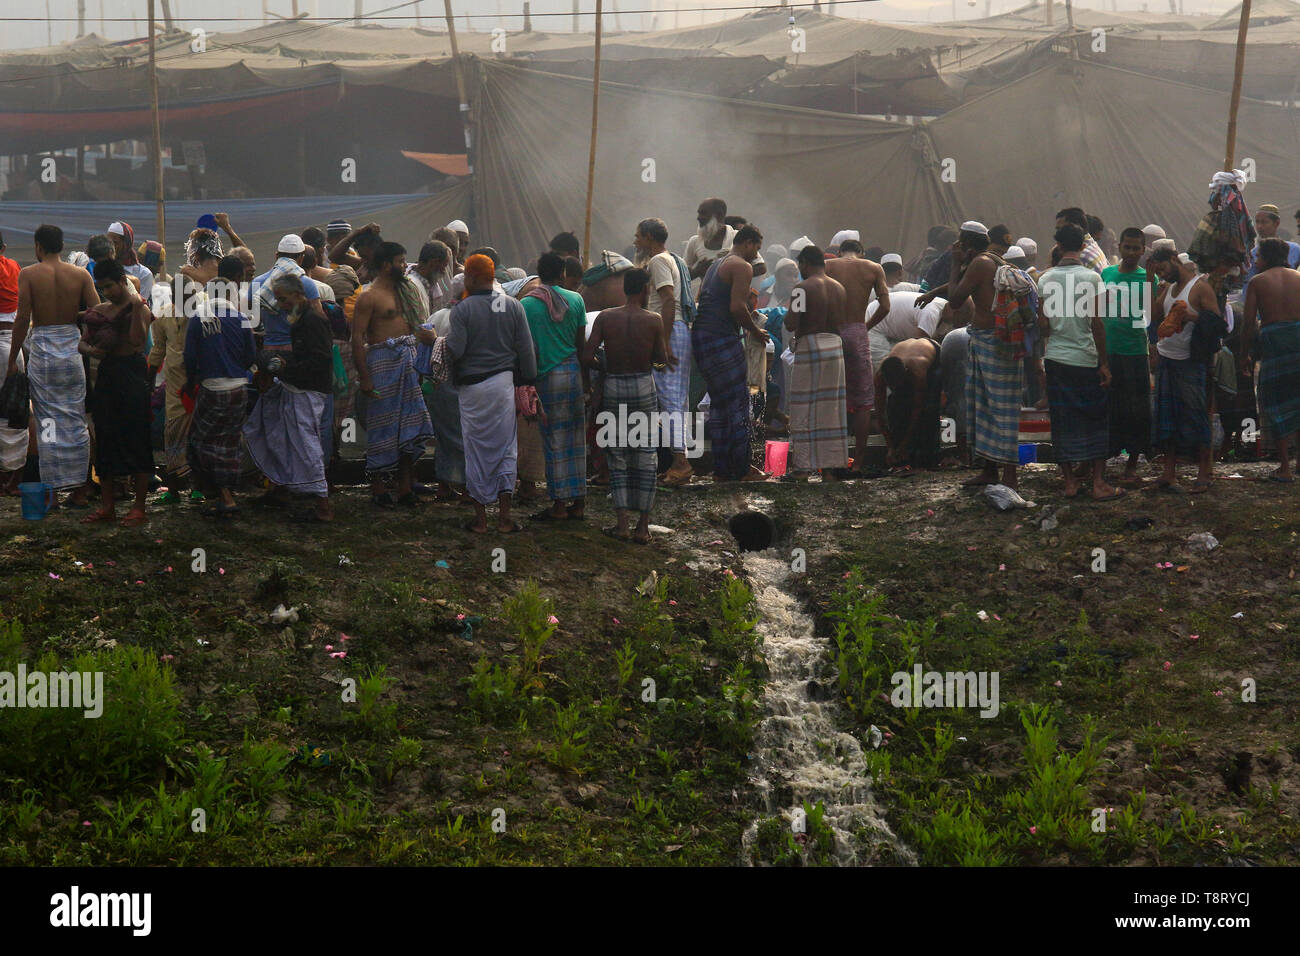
[1100,265,1150,357]
[521,285,587,377]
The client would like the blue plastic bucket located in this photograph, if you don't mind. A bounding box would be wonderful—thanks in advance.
[18,482,55,520]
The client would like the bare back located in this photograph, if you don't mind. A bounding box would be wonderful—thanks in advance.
[1251,268,1300,326]
[890,337,940,386]
[824,256,885,329]
[790,273,844,340]
[957,253,998,330]
[20,259,98,327]
[592,305,664,374]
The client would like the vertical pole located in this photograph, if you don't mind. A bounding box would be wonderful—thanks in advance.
[444,0,475,232]
[572,0,579,33]
[355,1,363,25]
[523,1,531,32]
[160,0,174,30]
[149,0,166,251]
[1224,0,1252,170]
[582,0,603,269]
[77,0,86,37]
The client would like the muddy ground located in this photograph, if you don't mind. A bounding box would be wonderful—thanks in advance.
[1,456,1297,865]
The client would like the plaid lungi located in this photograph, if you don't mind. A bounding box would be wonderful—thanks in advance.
[188,385,247,490]
[788,332,849,471]
[966,327,1023,465]
[1154,356,1210,451]
[1256,321,1300,439]
[363,335,433,478]
[1045,359,1109,463]
[27,324,90,490]
[692,318,751,479]
[653,318,692,452]
[838,322,874,413]
[242,383,328,495]
[1106,353,1151,458]
[536,352,586,502]
[603,372,659,514]
[92,354,155,478]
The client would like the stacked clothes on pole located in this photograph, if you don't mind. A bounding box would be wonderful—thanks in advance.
[1188,169,1257,305]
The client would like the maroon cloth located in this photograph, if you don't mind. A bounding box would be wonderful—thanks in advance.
[839,321,874,412]
[522,284,567,323]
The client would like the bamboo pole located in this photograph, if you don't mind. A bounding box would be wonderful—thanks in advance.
[149,0,166,253]
[582,0,604,269]
[443,0,475,235]
[1224,0,1252,170]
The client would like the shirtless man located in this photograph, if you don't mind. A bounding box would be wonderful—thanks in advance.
[80,258,154,527]
[875,337,943,471]
[328,222,383,282]
[944,221,1024,490]
[353,241,436,504]
[826,238,890,473]
[692,224,770,482]
[785,245,850,477]
[8,224,98,506]
[1241,237,1300,481]
[582,268,673,543]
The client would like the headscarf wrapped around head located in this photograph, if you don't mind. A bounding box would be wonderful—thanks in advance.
[138,239,164,272]
[185,228,224,267]
[114,221,139,266]
[463,253,496,286]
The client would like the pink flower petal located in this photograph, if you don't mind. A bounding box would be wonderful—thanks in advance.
[330,651,347,659]
[612,618,621,625]
[48,572,61,580]
[925,509,935,517]
[456,613,465,621]
[1162,661,1172,670]
[218,568,225,575]
[1029,826,1037,835]
[998,564,1006,571]
[668,600,677,606]
[547,615,559,625]
[339,633,351,641]
[1189,634,1199,640]
[165,566,173,573]
[325,645,334,651]
[1053,680,1062,687]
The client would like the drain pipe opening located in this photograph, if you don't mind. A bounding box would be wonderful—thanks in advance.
[729,510,776,552]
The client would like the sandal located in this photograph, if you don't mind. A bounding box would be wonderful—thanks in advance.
[120,510,148,528]
[601,526,631,542]
[1090,488,1128,502]
[80,509,116,524]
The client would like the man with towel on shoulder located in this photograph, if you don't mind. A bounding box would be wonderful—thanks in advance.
[8,224,97,508]
[785,245,849,479]
[947,220,1026,490]
[353,241,436,508]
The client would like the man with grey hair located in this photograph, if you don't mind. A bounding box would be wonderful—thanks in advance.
[242,273,334,521]
[633,216,695,486]
[408,240,455,313]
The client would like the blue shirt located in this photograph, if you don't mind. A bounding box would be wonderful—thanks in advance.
[184,303,256,384]
[251,261,320,347]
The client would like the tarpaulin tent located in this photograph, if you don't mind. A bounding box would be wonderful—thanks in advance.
[927,58,1300,247]
[470,60,959,266]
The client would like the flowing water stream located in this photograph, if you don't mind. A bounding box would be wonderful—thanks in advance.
[735,508,913,865]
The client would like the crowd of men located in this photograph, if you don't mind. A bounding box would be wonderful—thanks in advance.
[1,193,1297,539]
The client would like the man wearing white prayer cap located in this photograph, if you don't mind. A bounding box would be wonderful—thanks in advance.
[1142,224,1165,241]
[879,253,920,293]
[829,229,860,254]
[788,235,814,256]
[445,220,470,260]
[1015,236,1038,267]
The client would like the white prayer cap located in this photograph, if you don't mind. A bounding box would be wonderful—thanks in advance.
[880,253,903,266]
[959,220,989,236]
[446,220,469,233]
[107,221,126,236]
[1142,224,1166,240]
[789,235,813,254]
[277,234,306,254]
[830,229,860,247]
[765,243,788,261]
[1152,238,1176,253]
[1004,245,1026,261]
[1015,237,1037,255]
[1177,252,1194,266]
[774,257,800,276]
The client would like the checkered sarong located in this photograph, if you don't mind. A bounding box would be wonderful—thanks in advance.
[788,332,849,471]
[536,352,586,501]
[188,385,247,490]
[692,317,750,479]
[603,372,659,514]
[1256,321,1300,439]
[966,327,1023,465]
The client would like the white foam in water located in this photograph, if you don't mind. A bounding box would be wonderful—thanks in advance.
[739,552,914,866]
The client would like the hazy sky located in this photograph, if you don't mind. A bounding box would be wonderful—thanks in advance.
[5,0,1246,51]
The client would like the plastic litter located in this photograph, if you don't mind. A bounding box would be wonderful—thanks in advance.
[271,604,299,625]
[976,610,990,621]
[1186,532,1219,551]
[434,560,450,569]
[984,483,1035,511]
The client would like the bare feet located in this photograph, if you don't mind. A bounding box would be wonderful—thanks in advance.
[739,465,768,482]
